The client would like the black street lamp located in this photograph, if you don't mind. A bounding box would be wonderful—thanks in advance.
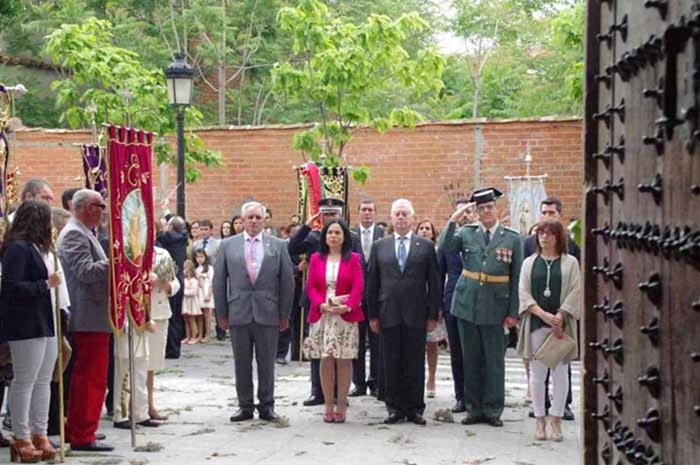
[164,53,194,219]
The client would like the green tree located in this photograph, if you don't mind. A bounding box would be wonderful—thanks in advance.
[272,0,445,183]
[45,18,223,183]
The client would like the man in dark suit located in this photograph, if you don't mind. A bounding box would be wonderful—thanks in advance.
[156,216,188,359]
[366,198,441,425]
[523,196,579,421]
[288,198,364,406]
[438,198,476,413]
[213,201,294,422]
[349,199,384,397]
[439,187,523,427]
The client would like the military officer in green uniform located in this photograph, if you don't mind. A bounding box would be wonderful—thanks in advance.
[438,187,523,427]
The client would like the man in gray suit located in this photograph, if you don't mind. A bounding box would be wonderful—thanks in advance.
[213,201,294,422]
[58,189,114,452]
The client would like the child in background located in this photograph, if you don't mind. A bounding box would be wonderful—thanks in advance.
[195,249,214,343]
[182,259,201,344]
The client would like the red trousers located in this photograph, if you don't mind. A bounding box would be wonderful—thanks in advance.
[66,332,109,445]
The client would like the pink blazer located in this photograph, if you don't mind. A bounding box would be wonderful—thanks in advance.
[306,252,365,324]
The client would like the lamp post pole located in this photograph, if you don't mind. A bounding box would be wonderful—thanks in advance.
[176,107,186,218]
[164,52,194,220]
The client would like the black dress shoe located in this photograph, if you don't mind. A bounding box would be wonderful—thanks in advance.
[406,414,427,425]
[348,386,367,397]
[370,389,378,398]
[258,410,280,422]
[276,357,287,365]
[137,419,160,427]
[461,414,482,425]
[229,409,254,422]
[70,441,115,452]
[302,395,324,406]
[485,417,503,427]
[451,400,466,413]
[96,433,106,441]
[563,405,575,421]
[113,420,131,430]
[384,413,403,424]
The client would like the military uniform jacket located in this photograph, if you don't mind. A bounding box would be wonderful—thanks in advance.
[439,222,523,325]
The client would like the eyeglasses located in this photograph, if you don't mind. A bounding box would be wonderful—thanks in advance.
[91,203,107,210]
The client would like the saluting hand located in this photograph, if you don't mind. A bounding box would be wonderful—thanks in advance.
[305,212,321,228]
[450,202,476,223]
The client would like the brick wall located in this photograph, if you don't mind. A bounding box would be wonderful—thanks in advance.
[11,118,583,231]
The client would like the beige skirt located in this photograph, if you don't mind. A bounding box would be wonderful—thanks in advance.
[305,314,359,360]
[147,319,169,371]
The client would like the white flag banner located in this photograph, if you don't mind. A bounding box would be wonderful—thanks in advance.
[506,175,548,236]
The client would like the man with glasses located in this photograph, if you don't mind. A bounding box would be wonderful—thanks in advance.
[439,187,523,427]
[58,189,113,452]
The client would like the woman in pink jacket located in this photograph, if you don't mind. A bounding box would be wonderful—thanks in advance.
[305,220,364,424]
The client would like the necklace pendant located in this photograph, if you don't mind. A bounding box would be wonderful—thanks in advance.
[544,288,552,298]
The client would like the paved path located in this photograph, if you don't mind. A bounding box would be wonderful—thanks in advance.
[40,342,582,465]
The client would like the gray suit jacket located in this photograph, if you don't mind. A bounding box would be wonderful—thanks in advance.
[58,217,111,333]
[213,233,294,327]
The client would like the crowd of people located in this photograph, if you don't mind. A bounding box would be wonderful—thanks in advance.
[0,178,582,462]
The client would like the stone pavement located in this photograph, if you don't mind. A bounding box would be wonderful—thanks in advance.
[43,341,582,465]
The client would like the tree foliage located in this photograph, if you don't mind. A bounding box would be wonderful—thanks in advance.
[0,0,584,128]
[44,18,223,183]
[272,0,445,183]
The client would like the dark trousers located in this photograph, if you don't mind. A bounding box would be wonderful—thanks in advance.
[352,320,369,389]
[444,313,464,402]
[458,320,506,420]
[230,324,279,412]
[382,324,426,417]
[289,304,306,361]
[66,332,109,446]
[277,329,290,359]
[310,359,323,398]
[166,286,184,359]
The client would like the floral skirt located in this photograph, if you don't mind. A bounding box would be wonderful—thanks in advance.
[305,314,359,360]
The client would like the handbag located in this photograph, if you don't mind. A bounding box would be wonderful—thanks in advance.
[533,330,576,370]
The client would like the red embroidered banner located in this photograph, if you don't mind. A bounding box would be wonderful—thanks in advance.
[107,125,154,330]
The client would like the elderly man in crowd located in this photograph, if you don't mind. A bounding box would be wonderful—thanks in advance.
[366,198,441,425]
[58,189,113,451]
[213,201,294,422]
